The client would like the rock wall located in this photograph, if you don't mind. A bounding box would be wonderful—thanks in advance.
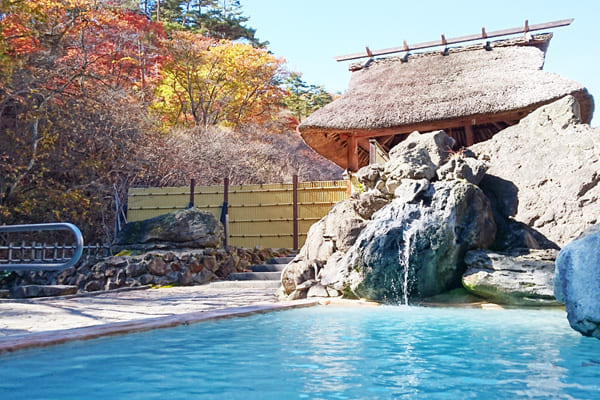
[4,247,290,298]
[280,130,496,303]
[471,95,600,247]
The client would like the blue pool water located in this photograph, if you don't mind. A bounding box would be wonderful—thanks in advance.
[2,306,600,399]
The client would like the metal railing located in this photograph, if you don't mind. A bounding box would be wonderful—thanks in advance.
[0,223,84,271]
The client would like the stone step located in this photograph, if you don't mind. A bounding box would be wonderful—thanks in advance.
[11,285,78,299]
[207,280,281,289]
[268,256,295,264]
[228,271,281,281]
[250,264,286,272]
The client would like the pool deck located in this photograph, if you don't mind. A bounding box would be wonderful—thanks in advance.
[0,284,319,354]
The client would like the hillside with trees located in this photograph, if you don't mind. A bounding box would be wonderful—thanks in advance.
[0,0,340,242]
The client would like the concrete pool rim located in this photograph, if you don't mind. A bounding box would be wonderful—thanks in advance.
[0,299,320,354]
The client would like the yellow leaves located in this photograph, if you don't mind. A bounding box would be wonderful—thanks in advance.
[153,33,286,128]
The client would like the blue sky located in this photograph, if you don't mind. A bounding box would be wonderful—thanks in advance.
[244,0,598,125]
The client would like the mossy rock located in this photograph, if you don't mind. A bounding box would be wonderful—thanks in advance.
[115,208,224,249]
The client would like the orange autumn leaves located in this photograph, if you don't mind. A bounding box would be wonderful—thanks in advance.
[1,0,166,94]
[1,0,286,128]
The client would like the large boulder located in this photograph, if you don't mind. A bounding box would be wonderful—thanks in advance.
[114,208,223,250]
[279,129,501,303]
[478,175,558,251]
[382,130,455,181]
[436,151,488,185]
[462,249,560,306]
[555,226,600,338]
[280,199,366,297]
[471,95,600,247]
[344,180,496,302]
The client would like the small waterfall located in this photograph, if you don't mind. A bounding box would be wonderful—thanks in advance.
[400,225,414,305]
[398,202,431,305]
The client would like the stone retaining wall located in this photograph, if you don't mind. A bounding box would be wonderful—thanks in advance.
[1,247,291,298]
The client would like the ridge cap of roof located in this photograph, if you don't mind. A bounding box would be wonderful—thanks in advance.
[349,32,553,72]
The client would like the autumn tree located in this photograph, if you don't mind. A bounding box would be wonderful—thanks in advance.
[153,32,285,128]
[0,0,165,241]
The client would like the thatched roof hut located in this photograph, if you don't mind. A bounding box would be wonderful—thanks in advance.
[298,33,594,171]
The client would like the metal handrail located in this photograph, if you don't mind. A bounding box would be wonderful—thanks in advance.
[0,223,84,271]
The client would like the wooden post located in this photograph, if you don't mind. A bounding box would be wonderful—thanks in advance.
[221,177,229,248]
[369,139,377,165]
[465,125,475,147]
[347,135,359,172]
[346,176,352,197]
[188,178,195,208]
[292,174,299,251]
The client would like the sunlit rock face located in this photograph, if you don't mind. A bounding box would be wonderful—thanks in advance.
[471,95,600,248]
[555,225,600,339]
[280,129,495,303]
[346,180,495,303]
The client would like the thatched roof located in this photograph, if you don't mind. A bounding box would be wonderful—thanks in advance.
[298,33,594,170]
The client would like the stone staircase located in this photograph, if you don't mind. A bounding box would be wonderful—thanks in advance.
[208,255,295,289]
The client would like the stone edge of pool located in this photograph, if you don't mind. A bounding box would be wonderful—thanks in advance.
[0,299,320,354]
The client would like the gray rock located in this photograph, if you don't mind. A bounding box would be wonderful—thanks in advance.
[125,262,147,277]
[307,283,330,298]
[139,274,154,285]
[280,200,366,296]
[437,154,488,185]
[105,256,128,268]
[147,258,169,276]
[192,268,216,284]
[281,259,318,295]
[389,130,455,166]
[384,177,402,195]
[201,255,219,272]
[347,180,496,303]
[478,174,519,219]
[555,227,600,338]
[393,179,430,203]
[471,95,600,246]
[355,164,384,191]
[491,218,559,251]
[462,249,560,306]
[84,280,104,292]
[353,190,390,219]
[114,207,224,249]
[11,284,78,298]
[478,174,558,251]
[318,251,348,292]
[56,267,76,284]
[384,140,437,180]
[215,254,239,278]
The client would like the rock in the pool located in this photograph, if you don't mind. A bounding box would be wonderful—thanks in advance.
[555,226,600,339]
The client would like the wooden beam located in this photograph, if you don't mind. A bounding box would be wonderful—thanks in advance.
[305,107,532,140]
[357,137,370,151]
[335,18,573,62]
[347,135,359,172]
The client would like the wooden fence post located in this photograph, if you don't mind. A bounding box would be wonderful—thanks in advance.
[188,178,195,208]
[293,175,299,251]
[221,177,229,248]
